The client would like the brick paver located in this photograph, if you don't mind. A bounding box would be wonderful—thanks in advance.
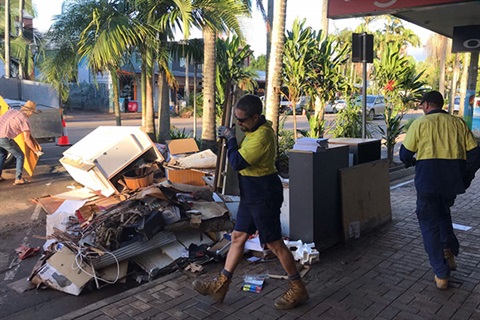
[56,174,480,320]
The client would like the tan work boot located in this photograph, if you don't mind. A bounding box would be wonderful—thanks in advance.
[434,275,449,290]
[444,249,457,271]
[192,273,231,303]
[274,279,309,310]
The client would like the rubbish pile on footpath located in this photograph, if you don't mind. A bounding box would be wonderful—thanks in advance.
[22,126,319,296]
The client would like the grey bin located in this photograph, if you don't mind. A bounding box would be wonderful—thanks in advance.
[288,144,349,251]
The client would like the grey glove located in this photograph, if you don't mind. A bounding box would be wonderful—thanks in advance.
[218,126,235,141]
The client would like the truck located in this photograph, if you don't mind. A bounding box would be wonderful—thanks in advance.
[0,77,63,167]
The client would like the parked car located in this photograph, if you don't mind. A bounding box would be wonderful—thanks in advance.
[354,95,386,118]
[452,96,480,113]
[453,96,460,113]
[325,100,347,113]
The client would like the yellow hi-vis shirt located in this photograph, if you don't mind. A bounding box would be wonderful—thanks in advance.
[238,120,277,177]
[403,112,478,160]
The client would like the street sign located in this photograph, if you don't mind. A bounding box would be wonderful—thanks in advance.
[452,25,480,52]
[328,0,469,18]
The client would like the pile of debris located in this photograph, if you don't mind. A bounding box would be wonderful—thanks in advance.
[26,126,318,296]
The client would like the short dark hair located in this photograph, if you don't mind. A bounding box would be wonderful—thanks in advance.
[235,94,263,117]
[420,91,444,108]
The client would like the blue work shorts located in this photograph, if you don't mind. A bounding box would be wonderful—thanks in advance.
[234,200,283,244]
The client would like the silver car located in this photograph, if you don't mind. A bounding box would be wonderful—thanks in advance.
[325,99,347,113]
[355,95,386,118]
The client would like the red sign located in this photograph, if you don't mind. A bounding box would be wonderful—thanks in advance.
[328,0,470,18]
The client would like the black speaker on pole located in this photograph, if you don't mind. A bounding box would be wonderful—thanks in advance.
[352,33,374,63]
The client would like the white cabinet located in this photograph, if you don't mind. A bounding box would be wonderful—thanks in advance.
[60,126,164,197]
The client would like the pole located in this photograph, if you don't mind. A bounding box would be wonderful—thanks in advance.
[464,51,479,129]
[362,33,367,139]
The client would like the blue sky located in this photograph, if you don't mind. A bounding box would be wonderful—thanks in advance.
[32,0,432,61]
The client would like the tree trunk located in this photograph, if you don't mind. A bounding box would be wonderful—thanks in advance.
[265,0,287,135]
[438,36,447,96]
[201,27,217,151]
[144,47,155,140]
[141,62,147,128]
[193,63,198,139]
[18,0,24,79]
[4,0,11,78]
[321,0,328,35]
[110,69,122,126]
[448,53,460,114]
[185,56,190,106]
[264,0,274,101]
[157,69,170,143]
[145,72,155,140]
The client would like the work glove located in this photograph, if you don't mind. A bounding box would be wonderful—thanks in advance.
[218,125,235,141]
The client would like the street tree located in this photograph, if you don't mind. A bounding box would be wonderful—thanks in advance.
[190,0,250,151]
[282,18,318,135]
[78,1,150,126]
[215,35,257,123]
[264,0,286,135]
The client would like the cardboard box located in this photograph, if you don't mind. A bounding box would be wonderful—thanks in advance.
[165,167,206,186]
[165,139,208,186]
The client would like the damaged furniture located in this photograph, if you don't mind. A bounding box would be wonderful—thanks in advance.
[60,126,164,197]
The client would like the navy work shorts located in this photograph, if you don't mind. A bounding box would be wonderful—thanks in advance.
[234,200,283,244]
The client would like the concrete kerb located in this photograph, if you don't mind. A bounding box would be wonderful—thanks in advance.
[54,271,182,320]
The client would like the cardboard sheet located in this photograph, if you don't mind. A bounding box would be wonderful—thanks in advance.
[35,195,65,215]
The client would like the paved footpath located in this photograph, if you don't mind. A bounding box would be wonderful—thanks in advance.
[54,173,480,320]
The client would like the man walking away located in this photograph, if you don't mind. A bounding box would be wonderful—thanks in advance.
[400,91,480,289]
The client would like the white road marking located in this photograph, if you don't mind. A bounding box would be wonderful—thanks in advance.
[390,179,414,190]
[31,204,42,220]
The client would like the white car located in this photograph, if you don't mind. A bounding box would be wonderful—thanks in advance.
[325,100,347,113]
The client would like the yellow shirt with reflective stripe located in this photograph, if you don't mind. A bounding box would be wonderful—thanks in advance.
[238,121,277,177]
[403,112,478,160]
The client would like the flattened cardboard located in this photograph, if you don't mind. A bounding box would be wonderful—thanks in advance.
[166,138,199,155]
[340,159,391,241]
[35,245,94,295]
[48,246,94,287]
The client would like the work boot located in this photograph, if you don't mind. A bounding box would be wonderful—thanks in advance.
[192,273,231,303]
[274,279,309,310]
[444,249,457,271]
[434,275,449,290]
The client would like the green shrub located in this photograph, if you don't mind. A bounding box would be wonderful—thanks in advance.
[331,104,373,138]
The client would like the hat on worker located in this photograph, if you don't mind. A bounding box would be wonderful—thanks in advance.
[420,91,444,108]
[21,100,38,114]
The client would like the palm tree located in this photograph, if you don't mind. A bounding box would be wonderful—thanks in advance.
[38,0,94,104]
[190,0,250,151]
[78,1,150,126]
[170,38,204,138]
[425,33,450,95]
[264,0,287,135]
